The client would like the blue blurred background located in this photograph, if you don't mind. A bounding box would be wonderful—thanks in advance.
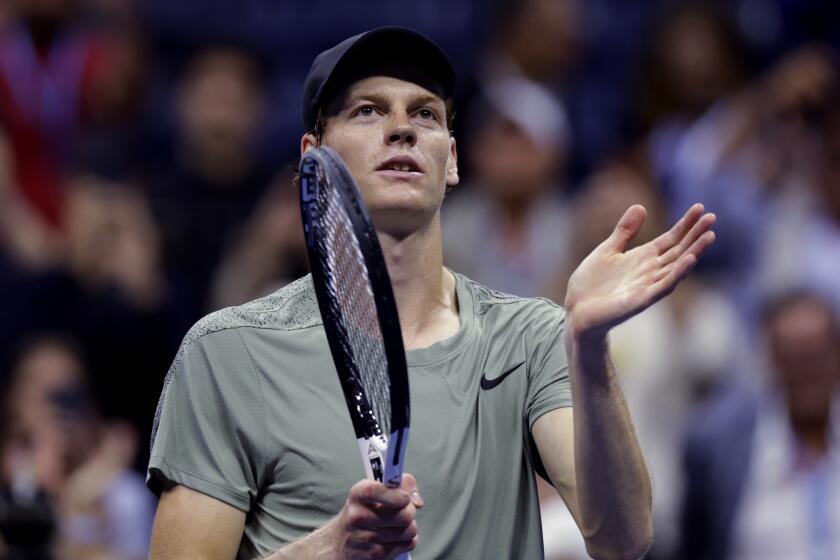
[0,0,838,558]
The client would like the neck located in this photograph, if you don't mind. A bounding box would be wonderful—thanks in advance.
[500,195,533,231]
[792,416,830,456]
[377,213,459,349]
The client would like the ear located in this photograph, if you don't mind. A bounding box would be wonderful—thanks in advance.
[445,136,459,187]
[300,132,318,156]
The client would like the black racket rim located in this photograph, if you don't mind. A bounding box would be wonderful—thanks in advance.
[298,146,410,440]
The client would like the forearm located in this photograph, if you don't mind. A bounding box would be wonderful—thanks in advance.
[263,520,340,560]
[265,475,419,560]
[566,330,653,560]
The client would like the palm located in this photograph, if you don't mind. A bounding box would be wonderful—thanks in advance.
[565,204,716,339]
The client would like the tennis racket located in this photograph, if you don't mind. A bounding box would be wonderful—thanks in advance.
[299,146,412,557]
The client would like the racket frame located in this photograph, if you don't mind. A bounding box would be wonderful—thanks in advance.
[299,146,410,489]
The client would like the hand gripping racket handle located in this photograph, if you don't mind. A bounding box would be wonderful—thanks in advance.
[358,435,412,560]
[385,429,411,560]
[386,433,412,559]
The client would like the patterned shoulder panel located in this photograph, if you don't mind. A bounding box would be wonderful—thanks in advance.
[459,274,527,314]
[150,275,320,450]
[459,273,566,317]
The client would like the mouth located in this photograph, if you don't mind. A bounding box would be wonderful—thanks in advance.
[376,156,424,178]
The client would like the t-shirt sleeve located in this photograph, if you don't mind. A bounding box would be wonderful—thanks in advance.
[525,301,572,431]
[146,327,266,513]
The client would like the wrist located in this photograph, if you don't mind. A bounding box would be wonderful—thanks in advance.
[564,319,616,390]
[563,308,609,350]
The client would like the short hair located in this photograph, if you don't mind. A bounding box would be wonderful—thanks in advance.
[761,289,839,338]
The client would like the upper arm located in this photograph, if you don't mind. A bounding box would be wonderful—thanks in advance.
[532,407,581,525]
[150,484,246,560]
[149,328,266,510]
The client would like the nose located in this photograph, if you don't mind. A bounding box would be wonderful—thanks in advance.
[386,113,416,147]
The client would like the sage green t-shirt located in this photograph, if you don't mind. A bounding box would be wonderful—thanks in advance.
[147,272,572,559]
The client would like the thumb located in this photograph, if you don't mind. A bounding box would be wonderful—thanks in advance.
[603,205,647,253]
[401,473,424,508]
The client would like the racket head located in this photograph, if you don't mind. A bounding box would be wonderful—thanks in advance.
[298,146,410,486]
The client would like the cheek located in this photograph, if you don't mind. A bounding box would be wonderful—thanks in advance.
[323,129,373,174]
[427,137,454,177]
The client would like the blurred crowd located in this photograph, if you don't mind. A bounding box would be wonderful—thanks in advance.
[0,0,838,558]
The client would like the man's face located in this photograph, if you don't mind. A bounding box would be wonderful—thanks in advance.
[178,50,263,166]
[769,299,840,426]
[302,76,458,237]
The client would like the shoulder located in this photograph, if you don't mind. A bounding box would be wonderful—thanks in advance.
[180,275,320,350]
[165,274,321,393]
[458,272,566,324]
[151,277,319,450]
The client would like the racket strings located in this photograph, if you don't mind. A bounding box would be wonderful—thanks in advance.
[319,170,392,438]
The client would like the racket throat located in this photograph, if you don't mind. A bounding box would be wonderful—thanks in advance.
[358,435,388,483]
[356,427,410,488]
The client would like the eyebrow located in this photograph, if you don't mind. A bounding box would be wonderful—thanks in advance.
[343,91,445,110]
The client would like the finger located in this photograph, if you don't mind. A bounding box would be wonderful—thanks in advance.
[651,203,704,255]
[658,213,716,265]
[366,502,417,528]
[367,521,419,544]
[652,228,714,284]
[647,252,699,305]
[400,473,424,508]
[353,480,410,509]
[347,532,416,555]
[346,501,415,534]
[603,205,647,253]
[685,230,716,260]
[657,230,715,279]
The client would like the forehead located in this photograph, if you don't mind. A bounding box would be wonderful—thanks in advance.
[333,75,446,108]
[771,299,835,341]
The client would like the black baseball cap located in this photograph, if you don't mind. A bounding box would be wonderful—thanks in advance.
[301,26,456,131]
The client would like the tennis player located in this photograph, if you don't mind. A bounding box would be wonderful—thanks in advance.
[147,27,716,559]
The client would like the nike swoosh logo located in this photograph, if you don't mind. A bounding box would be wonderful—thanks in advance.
[480,361,526,390]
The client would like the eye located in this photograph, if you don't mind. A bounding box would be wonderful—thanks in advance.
[416,108,438,121]
[353,104,379,117]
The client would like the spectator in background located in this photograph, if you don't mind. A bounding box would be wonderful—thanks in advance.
[0,137,182,460]
[481,0,581,86]
[477,0,592,177]
[442,76,571,297]
[681,291,840,560]
[640,4,753,283]
[144,42,280,320]
[755,85,840,319]
[547,157,744,559]
[0,0,133,232]
[0,122,65,378]
[209,167,308,310]
[55,163,182,461]
[0,124,61,271]
[0,335,155,559]
[638,3,747,134]
[640,3,839,324]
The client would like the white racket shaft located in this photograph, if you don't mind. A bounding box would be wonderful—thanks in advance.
[356,430,412,560]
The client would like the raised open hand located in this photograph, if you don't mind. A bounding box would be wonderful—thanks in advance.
[564,204,716,341]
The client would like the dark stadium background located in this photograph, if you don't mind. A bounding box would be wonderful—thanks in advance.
[0,0,838,558]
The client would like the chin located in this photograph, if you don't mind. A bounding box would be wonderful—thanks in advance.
[368,206,438,240]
